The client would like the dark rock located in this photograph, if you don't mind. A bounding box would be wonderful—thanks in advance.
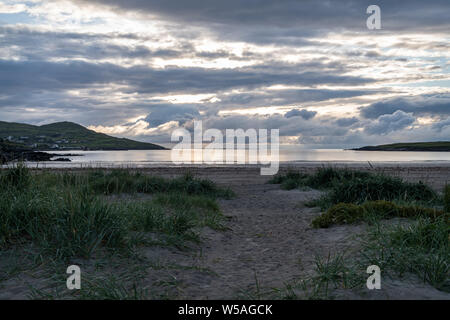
[0,139,57,163]
[52,158,71,162]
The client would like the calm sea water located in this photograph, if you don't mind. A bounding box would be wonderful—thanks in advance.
[20,145,450,168]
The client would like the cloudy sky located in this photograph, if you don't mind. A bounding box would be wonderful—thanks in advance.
[0,0,449,148]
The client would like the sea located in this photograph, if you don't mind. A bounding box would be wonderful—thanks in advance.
[12,145,450,168]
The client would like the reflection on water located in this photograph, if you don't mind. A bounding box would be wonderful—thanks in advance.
[7,146,450,168]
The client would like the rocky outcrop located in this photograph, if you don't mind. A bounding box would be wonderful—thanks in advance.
[0,139,71,163]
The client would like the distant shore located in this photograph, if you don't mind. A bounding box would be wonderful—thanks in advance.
[351,141,450,152]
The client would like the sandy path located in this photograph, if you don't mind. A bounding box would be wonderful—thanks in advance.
[139,164,450,299]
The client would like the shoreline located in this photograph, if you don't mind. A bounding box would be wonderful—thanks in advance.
[4,162,448,191]
[5,160,450,168]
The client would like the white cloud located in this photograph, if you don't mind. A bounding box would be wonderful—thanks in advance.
[0,0,449,147]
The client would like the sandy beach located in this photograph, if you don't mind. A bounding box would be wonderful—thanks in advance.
[1,163,449,300]
[132,163,450,299]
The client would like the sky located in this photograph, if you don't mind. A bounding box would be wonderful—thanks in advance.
[0,0,449,148]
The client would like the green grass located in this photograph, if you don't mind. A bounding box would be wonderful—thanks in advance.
[362,218,449,292]
[269,252,365,300]
[0,164,232,260]
[270,167,439,210]
[0,178,128,259]
[270,167,449,296]
[312,200,447,228]
[311,217,450,294]
[0,164,235,299]
[124,194,225,249]
[40,169,234,198]
[269,167,371,190]
[0,162,31,191]
[444,185,450,213]
[273,216,449,298]
[270,167,446,229]
[76,275,150,300]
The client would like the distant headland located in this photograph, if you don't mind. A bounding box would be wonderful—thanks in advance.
[351,141,450,152]
[0,120,167,163]
[0,120,167,151]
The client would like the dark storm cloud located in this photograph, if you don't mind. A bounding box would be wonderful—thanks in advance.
[0,26,146,41]
[432,117,450,132]
[144,104,200,127]
[360,95,450,119]
[76,0,450,42]
[0,26,183,61]
[186,111,352,140]
[1,26,313,65]
[390,40,450,52]
[1,0,448,147]
[0,59,374,97]
[73,0,450,33]
[217,88,383,108]
[335,117,359,127]
[0,26,248,64]
[284,108,316,120]
[364,110,415,135]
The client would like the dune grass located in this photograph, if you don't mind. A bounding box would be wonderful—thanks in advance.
[269,167,371,191]
[445,185,450,213]
[312,200,447,228]
[276,216,449,298]
[0,163,234,299]
[270,167,439,210]
[362,217,449,292]
[271,167,449,295]
[32,168,234,198]
[270,168,448,228]
[0,164,232,260]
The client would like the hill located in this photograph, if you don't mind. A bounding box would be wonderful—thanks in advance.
[352,141,450,152]
[0,121,167,151]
